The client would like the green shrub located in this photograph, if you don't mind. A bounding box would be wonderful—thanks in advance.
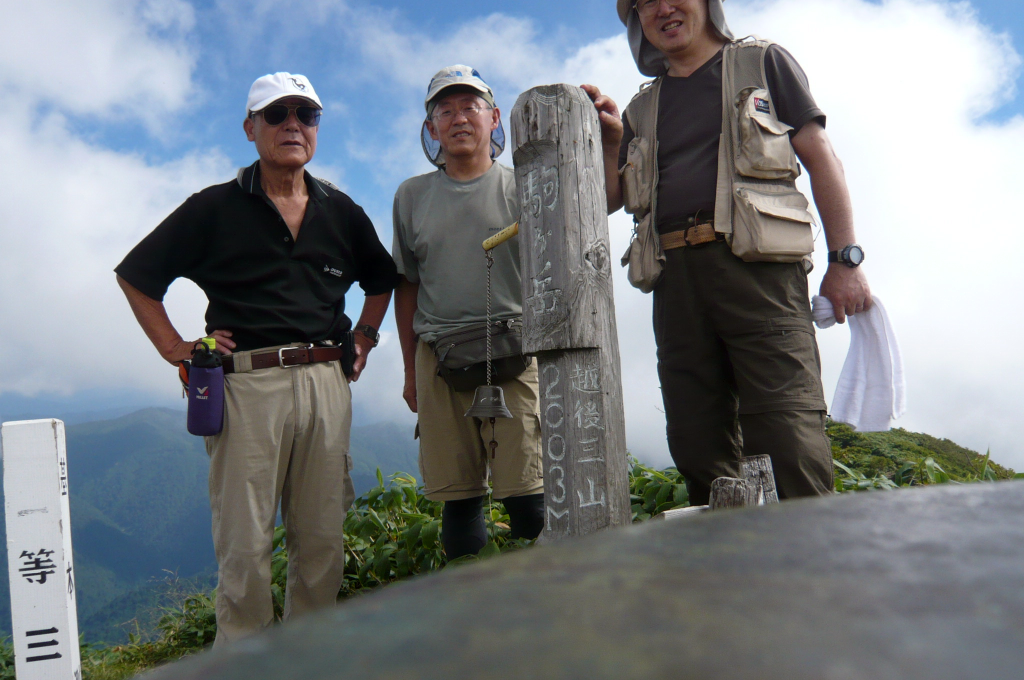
[0,636,15,680]
[629,458,688,521]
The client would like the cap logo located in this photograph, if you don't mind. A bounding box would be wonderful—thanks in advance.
[754,97,770,114]
[289,77,307,91]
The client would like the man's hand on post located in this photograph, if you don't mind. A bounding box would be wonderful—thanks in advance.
[581,84,625,214]
[819,264,872,325]
[580,84,623,152]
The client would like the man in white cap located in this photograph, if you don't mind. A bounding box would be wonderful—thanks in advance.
[584,1,872,505]
[115,72,398,644]
[392,65,545,559]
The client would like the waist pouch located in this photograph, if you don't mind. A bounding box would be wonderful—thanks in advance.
[430,319,531,392]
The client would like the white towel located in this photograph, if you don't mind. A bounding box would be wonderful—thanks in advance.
[812,295,906,432]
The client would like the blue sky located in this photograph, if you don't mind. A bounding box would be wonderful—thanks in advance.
[960,0,1023,119]
[2,0,1024,468]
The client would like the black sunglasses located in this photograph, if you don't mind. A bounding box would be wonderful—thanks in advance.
[254,104,322,127]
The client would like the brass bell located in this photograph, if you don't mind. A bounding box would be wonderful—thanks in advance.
[465,385,513,419]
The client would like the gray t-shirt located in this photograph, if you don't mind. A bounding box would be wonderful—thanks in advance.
[392,162,522,343]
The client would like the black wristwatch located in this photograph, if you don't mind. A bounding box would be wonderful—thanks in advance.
[353,324,380,347]
[828,244,865,268]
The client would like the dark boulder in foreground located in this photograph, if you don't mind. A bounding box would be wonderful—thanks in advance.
[148,482,1024,680]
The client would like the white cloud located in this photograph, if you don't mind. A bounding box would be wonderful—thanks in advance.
[725,0,1024,468]
[2,0,1023,475]
[546,0,1024,469]
[338,0,1024,469]
[0,0,196,123]
[0,102,228,396]
[0,0,222,399]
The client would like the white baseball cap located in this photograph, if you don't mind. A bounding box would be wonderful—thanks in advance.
[246,72,322,114]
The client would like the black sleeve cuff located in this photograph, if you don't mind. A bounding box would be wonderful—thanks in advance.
[360,271,400,297]
[790,111,826,136]
[113,264,171,302]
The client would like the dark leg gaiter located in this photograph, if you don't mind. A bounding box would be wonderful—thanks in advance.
[441,496,487,560]
[501,493,545,540]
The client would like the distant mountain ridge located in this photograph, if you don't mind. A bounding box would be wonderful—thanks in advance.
[0,407,418,642]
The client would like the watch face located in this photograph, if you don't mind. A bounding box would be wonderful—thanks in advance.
[846,245,864,266]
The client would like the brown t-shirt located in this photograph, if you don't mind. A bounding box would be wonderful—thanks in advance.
[619,45,825,232]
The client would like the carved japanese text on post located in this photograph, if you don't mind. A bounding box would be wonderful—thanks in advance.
[542,361,569,534]
[539,350,611,536]
[511,84,631,539]
[515,141,567,343]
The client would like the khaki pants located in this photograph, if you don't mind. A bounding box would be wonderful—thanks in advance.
[205,350,354,646]
[415,341,544,501]
[653,241,833,505]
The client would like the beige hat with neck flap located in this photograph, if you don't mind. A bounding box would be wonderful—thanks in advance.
[615,0,734,77]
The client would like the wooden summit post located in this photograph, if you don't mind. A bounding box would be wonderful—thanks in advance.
[510,84,630,539]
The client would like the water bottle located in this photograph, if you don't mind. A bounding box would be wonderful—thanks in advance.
[187,337,225,436]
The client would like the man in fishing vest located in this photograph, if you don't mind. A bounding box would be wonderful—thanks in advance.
[392,65,545,559]
[584,0,872,504]
[115,72,398,644]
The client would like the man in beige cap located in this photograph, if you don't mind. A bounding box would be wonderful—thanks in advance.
[116,72,398,644]
[392,65,545,559]
[584,1,872,504]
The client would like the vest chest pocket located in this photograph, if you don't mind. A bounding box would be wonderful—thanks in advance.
[621,136,655,216]
[735,88,800,181]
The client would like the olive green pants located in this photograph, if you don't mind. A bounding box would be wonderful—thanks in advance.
[205,352,354,647]
[653,241,833,505]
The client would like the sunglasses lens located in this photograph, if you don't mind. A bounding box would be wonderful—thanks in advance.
[260,105,320,127]
[262,105,288,126]
[297,107,321,127]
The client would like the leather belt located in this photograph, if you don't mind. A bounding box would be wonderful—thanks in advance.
[222,344,345,374]
[660,222,724,251]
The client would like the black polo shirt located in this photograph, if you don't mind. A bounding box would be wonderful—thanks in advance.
[116,162,399,352]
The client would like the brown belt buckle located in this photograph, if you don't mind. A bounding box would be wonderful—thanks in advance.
[278,344,314,368]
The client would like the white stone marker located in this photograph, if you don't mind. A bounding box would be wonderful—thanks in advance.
[2,419,82,679]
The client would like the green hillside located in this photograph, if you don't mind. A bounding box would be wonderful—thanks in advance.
[0,409,213,643]
[0,408,419,644]
[827,421,1015,486]
[0,406,1017,669]
[349,420,418,494]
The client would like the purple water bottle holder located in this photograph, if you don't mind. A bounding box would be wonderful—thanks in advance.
[187,338,225,436]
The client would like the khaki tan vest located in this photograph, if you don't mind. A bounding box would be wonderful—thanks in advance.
[620,38,816,291]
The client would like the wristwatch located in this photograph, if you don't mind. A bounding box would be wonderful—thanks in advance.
[353,324,380,347]
[828,244,865,268]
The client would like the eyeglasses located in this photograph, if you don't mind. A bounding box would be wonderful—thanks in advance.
[635,0,685,18]
[253,104,322,127]
[432,104,492,123]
